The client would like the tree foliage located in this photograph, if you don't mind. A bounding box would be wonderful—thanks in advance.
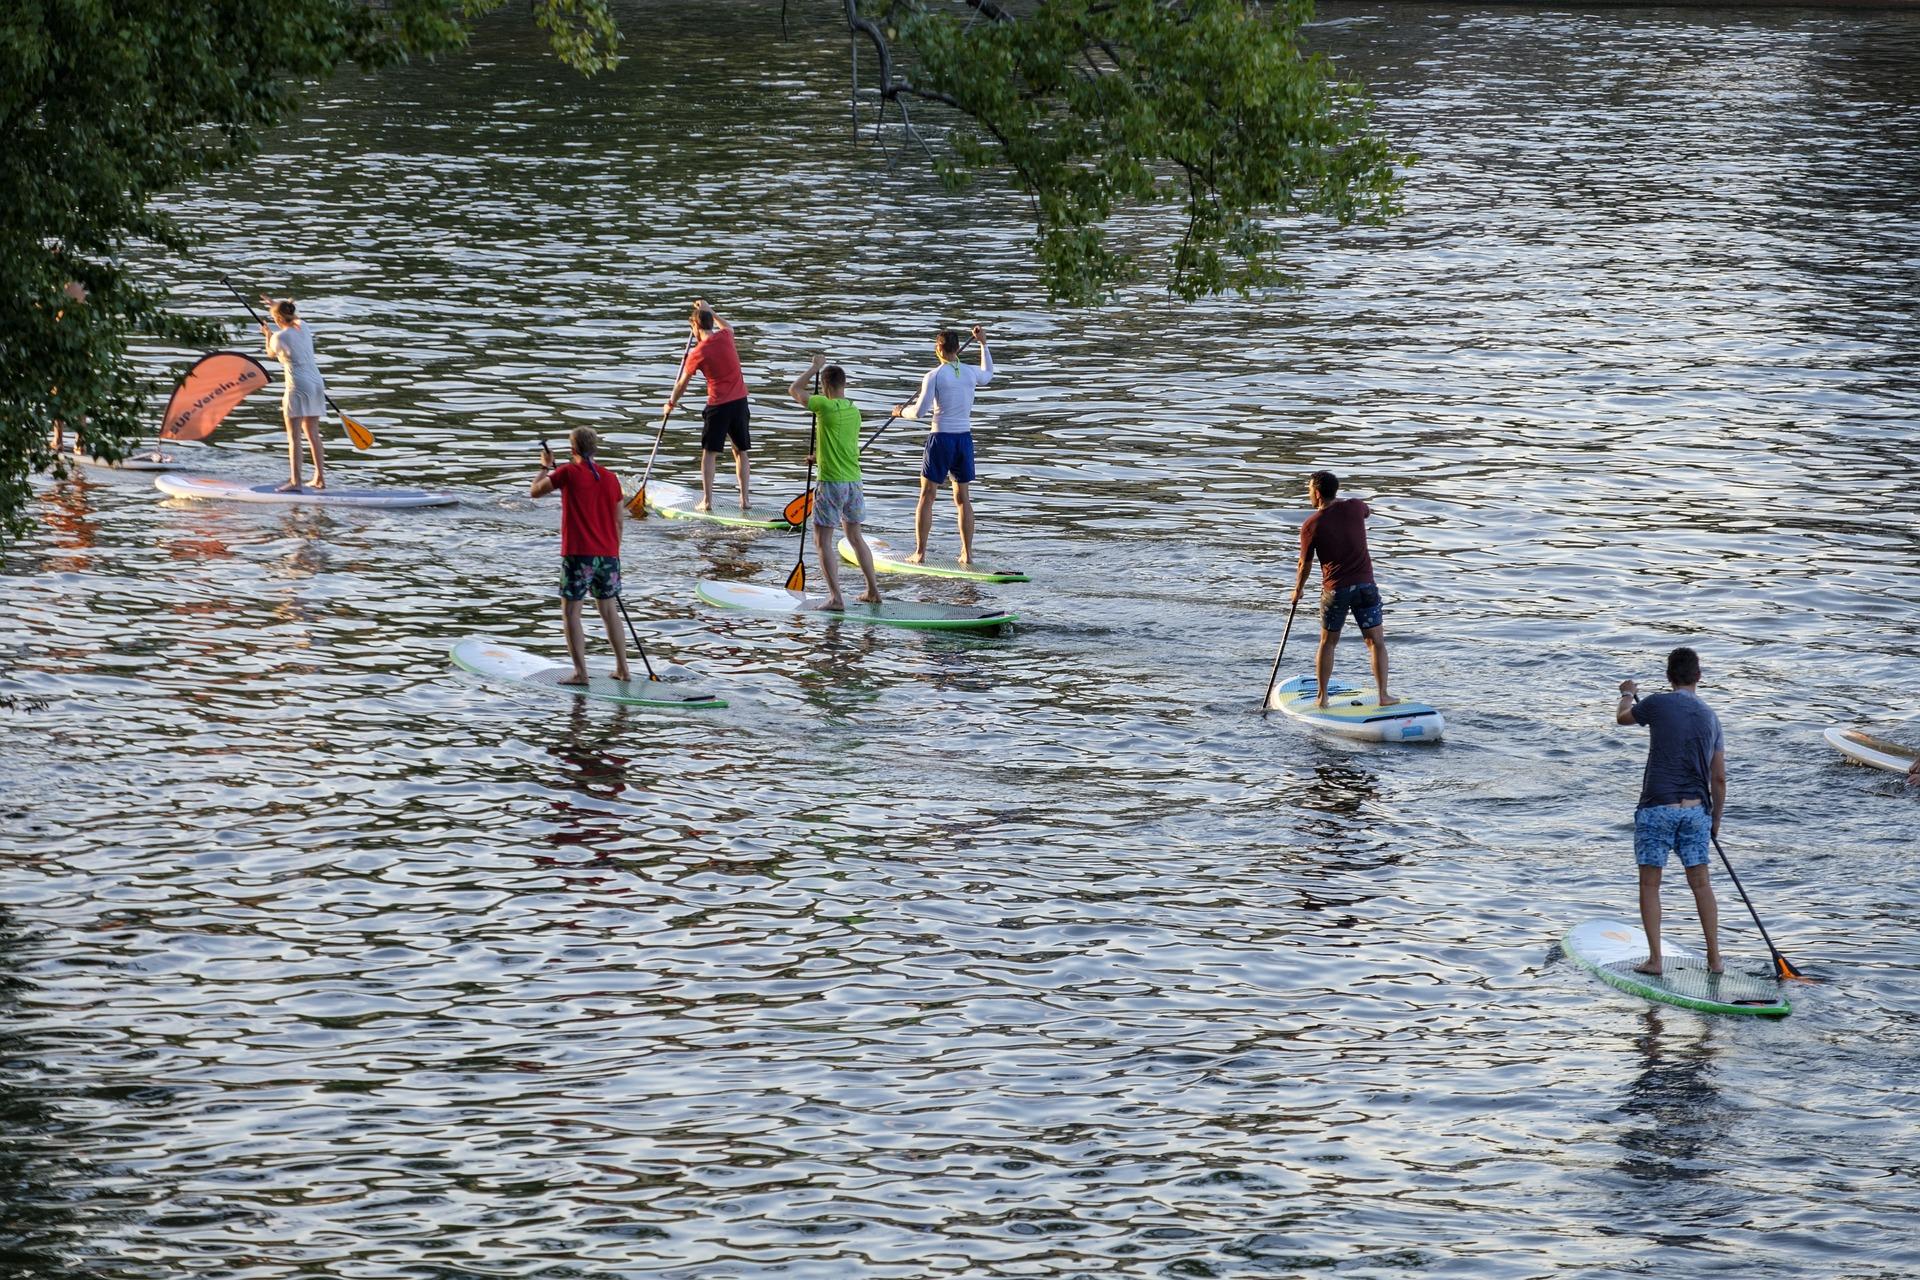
[0,0,1400,543]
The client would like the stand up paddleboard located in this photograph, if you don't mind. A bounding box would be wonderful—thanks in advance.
[1823,726,1918,775]
[156,475,455,508]
[839,535,1030,583]
[1267,675,1444,742]
[696,581,1017,632]
[1563,920,1790,1018]
[450,639,726,709]
[78,450,185,471]
[646,482,795,530]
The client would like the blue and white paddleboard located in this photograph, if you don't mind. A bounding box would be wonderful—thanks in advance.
[1267,675,1444,742]
[1563,919,1790,1018]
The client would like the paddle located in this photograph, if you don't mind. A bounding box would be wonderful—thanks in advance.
[1260,594,1303,714]
[783,371,820,593]
[1709,828,1809,982]
[222,278,374,449]
[626,327,698,519]
[777,335,973,526]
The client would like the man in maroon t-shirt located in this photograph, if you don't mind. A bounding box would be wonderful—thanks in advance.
[1290,469,1399,709]
[663,299,752,514]
[530,427,629,685]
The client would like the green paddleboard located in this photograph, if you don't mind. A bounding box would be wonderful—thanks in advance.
[1564,919,1790,1018]
[695,580,1017,632]
[450,638,727,709]
[838,534,1030,583]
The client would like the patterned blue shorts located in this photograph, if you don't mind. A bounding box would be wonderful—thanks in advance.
[812,480,866,530]
[1634,804,1711,869]
[1321,582,1384,634]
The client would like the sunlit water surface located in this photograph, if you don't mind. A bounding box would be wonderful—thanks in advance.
[4,3,1917,1277]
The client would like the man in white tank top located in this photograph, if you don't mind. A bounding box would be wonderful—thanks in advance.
[894,325,992,565]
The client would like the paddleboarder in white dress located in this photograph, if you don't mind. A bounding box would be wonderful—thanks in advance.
[1290,470,1398,709]
[894,325,991,565]
[260,297,327,491]
[1614,646,1725,975]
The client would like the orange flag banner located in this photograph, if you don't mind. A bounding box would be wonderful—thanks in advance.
[158,352,272,442]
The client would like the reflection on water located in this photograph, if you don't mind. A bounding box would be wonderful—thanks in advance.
[3,2,1919,1276]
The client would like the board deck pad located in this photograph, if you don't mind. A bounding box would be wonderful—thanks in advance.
[450,639,725,709]
[645,482,796,530]
[1564,920,1790,1018]
[1267,675,1445,742]
[840,535,1030,583]
[156,474,456,507]
[696,580,1016,631]
[1823,726,1918,775]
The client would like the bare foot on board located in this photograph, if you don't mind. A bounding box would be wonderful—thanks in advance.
[557,671,589,686]
[276,480,303,492]
[614,666,632,683]
[1633,960,1663,975]
[693,500,713,513]
[904,550,926,565]
[957,551,974,565]
[856,589,881,605]
[307,477,326,491]
[1377,693,1402,707]
[810,597,845,613]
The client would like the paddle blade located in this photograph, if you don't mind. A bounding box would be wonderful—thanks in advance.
[1776,953,1811,982]
[626,486,650,519]
[782,491,812,526]
[340,413,374,450]
[784,560,805,593]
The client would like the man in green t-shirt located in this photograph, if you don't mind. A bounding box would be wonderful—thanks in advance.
[787,356,883,612]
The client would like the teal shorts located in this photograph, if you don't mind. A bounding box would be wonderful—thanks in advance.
[559,555,621,601]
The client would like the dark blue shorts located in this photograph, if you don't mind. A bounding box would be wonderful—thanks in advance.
[559,555,621,601]
[1321,582,1383,633]
[922,432,976,485]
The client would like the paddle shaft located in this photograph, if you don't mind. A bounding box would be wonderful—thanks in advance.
[784,372,820,591]
[858,336,974,456]
[635,328,698,504]
[1260,594,1303,713]
[1708,827,1805,980]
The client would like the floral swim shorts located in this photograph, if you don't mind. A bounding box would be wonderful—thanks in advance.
[1633,803,1711,869]
[559,555,621,601]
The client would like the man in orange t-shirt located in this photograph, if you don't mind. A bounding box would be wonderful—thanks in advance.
[664,299,751,513]
[531,427,629,685]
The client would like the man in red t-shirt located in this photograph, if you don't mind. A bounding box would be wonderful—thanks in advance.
[1290,469,1399,709]
[663,299,751,513]
[530,427,629,685]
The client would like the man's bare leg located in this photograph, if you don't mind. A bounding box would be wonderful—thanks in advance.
[907,478,936,564]
[734,448,750,511]
[954,482,976,565]
[1635,864,1664,974]
[809,523,845,611]
[559,600,590,684]
[1363,625,1399,706]
[844,521,882,603]
[697,449,718,511]
[594,596,631,681]
[1684,862,1722,973]
[1314,630,1338,708]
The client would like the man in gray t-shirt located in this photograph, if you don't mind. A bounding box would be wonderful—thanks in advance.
[1614,646,1726,976]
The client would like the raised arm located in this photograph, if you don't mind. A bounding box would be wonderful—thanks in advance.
[789,355,826,408]
[1615,681,1639,725]
[973,324,993,384]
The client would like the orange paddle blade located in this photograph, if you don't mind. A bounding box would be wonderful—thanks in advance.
[340,413,374,450]
[784,561,805,593]
[1777,954,1811,982]
[626,486,650,519]
[782,492,812,526]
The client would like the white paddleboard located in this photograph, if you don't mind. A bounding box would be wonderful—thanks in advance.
[1267,675,1444,742]
[646,482,795,529]
[695,580,1017,631]
[1823,726,1918,775]
[156,474,455,508]
[1563,920,1790,1018]
[450,638,725,709]
[77,450,185,472]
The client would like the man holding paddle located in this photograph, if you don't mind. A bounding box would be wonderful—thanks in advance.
[788,355,882,612]
[1290,470,1398,710]
[1614,646,1725,976]
[664,300,751,514]
[895,324,992,565]
[530,427,630,686]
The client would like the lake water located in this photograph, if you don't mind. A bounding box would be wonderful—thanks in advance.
[4,3,1918,1276]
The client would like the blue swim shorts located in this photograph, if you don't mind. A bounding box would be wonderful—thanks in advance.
[1320,582,1384,634]
[1634,803,1711,869]
[811,480,866,530]
[559,555,621,601]
[922,432,976,485]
